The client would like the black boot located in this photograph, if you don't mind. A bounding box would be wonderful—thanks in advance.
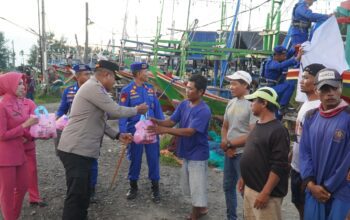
[151,181,160,203]
[126,181,138,200]
[90,186,98,204]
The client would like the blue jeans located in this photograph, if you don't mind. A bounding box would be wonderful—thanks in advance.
[223,153,242,220]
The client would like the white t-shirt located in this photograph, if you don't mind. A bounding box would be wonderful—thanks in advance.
[291,99,320,172]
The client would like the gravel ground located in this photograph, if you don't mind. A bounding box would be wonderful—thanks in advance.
[12,103,299,220]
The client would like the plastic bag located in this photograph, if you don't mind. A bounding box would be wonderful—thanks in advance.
[133,115,157,144]
[29,106,57,139]
[56,114,69,130]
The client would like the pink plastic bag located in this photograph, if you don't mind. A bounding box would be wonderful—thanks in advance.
[29,106,57,139]
[133,116,157,144]
[56,114,69,130]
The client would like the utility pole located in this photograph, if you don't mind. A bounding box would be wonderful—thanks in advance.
[37,0,43,76]
[247,0,252,31]
[84,2,89,64]
[11,41,15,68]
[75,34,82,61]
[42,0,48,84]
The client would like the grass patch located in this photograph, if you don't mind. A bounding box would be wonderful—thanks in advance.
[34,94,61,104]
[160,154,181,167]
[159,134,173,150]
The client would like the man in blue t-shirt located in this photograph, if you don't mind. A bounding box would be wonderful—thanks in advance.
[148,74,211,220]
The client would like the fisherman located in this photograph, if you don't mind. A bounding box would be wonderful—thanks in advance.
[57,60,148,220]
[119,62,164,203]
[300,68,350,220]
[290,63,325,220]
[261,45,302,113]
[238,87,290,220]
[148,74,211,220]
[221,71,258,220]
[291,0,330,47]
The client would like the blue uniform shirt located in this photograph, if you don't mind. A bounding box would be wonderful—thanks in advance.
[119,81,164,134]
[170,100,211,161]
[291,2,328,42]
[56,82,79,117]
[263,57,297,82]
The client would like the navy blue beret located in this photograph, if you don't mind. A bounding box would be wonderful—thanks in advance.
[73,64,91,73]
[130,62,148,72]
[273,45,287,55]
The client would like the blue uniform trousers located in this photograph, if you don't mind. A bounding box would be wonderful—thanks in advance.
[272,81,295,107]
[128,142,160,181]
[90,159,98,187]
[291,33,308,47]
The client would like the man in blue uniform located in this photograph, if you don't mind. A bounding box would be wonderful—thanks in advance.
[119,62,164,203]
[261,45,302,113]
[300,68,350,220]
[56,64,99,203]
[291,0,329,47]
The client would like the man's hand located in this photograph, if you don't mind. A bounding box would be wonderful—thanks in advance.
[149,117,159,125]
[220,140,228,152]
[225,148,236,158]
[22,117,39,128]
[296,47,304,62]
[237,178,245,196]
[119,133,133,144]
[307,182,331,203]
[254,191,270,209]
[147,125,167,135]
[135,103,148,114]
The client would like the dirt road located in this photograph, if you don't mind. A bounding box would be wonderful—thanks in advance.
[16,103,298,220]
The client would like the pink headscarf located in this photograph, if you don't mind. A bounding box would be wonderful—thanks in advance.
[0,72,25,97]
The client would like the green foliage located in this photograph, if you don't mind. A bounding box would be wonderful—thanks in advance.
[160,154,180,167]
[34,93,61,104]
[0,32,10,71]
[28,45,39,67]
[159,134,173,150]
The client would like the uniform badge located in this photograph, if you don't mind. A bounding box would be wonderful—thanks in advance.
[333,129,345,143]
[120,93,128,103]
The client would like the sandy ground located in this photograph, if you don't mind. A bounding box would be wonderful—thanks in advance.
[12,103,299,220]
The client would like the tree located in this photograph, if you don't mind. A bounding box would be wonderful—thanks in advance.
[0,32,10,71]
[28,45,39,67]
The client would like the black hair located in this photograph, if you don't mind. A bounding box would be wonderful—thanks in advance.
[189,74,208,95]
[256,97,278,113]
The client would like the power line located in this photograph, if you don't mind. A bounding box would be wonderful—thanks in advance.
[0,16,39,36]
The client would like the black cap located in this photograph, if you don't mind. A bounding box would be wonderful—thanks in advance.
[304,63,326,76]
[95,60,121,80]
[315,68,342,90]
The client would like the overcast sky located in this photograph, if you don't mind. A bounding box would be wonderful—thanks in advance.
[0,0,341,65]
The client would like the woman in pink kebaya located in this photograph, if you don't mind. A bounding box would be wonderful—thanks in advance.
[0,72,38,220]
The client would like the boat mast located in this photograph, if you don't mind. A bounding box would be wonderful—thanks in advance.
[119,1,129,66]
[152,0,165,66]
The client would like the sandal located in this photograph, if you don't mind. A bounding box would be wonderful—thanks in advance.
[185,209,208,220]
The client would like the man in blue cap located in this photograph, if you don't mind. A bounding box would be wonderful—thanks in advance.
[291,0,330,47]
[119,62,164,203]
[261,45,302,113]
[56,64,99,203]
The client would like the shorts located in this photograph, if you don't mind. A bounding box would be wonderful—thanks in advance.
[181,159,208,207]
[290,168,305,207]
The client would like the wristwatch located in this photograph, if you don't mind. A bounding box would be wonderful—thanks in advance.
[116,132,121,140]
[226,142,233,149]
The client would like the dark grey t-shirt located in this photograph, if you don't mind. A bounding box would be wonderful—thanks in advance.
[224,98,258,154]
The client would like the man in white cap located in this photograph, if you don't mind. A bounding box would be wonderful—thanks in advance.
[221,71,258,220]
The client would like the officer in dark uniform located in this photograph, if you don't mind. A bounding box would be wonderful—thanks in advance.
[261,46,302,113]
[119,62,164,203]
[56,64,99,203]
[291,0,329,46]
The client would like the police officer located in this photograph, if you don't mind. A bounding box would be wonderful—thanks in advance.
[291,0,330,46]
[262,45,302,113]
[55,64,99,203]
[57,60,148,220]
[119,62,164,203]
